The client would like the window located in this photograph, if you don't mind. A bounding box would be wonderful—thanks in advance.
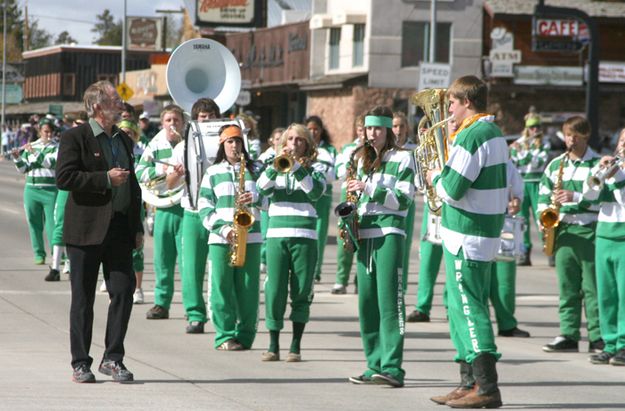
[402,21,451,67]
[329,27,341,70]
[352,24,365,67]
[63,73,76,96]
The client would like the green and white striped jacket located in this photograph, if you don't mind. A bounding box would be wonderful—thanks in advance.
[135,129,177,201]
[13,140,59,187]
[316,141,336,197]
[537,148,600,226]
[198,160,263,245]
[510,137,550,182]
[434,118,508,261]
[256,160,326,239]
[582,165,625,239]
[357,149,415,239]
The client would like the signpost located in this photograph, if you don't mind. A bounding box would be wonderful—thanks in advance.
[418,62,451,90]
[117,82,134,102]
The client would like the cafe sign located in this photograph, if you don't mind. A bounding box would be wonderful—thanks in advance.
[126,17,164,51]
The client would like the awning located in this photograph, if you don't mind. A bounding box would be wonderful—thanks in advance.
[4,101,85,116]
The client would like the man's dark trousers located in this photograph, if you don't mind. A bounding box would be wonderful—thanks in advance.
[69,213,136,368]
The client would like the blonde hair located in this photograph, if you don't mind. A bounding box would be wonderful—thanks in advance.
[279,123,317,162]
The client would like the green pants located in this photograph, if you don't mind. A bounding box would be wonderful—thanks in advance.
[23,185,57,260]
[153,204,184,309]
[521,181,539,252]
[209,243,260,349]
[264,237,317,330]
[402,202,416,292]
[489,260,517,332]
[314,193,332,280]
[181,210,209,323]
[554,223,600,342]
[51,190,69,246]
[335,188,355,286]
[444,247,500,364]
[260,210,269,266]
[356,235,405,383]
[415,207,445,316]
[595,236,625,353]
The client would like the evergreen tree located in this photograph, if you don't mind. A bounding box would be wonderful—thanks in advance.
[91,9,122,45]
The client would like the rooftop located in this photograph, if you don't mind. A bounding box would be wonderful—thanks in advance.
[484,0,625,18]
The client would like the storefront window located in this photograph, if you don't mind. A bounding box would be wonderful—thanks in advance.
[402,21,451,67]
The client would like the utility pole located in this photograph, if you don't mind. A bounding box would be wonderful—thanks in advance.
[429,0,437,63]
[121,0,126,83]
[1,0,7,157]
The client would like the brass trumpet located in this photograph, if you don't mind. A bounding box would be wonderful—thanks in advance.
[274,152,295,173]
[587,152,624,191]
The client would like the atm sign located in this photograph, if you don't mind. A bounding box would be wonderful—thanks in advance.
[536,19,587,38]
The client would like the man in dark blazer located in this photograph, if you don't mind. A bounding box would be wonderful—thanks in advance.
[56,80,143,383]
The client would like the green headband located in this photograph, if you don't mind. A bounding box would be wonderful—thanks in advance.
[364,115,393,128]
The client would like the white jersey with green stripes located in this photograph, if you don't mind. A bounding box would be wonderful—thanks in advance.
[582,166,625,239]
[256,160,326,239]
[434,117,508,262]
[510,137,550,182]
[356,148,415,239]
[537,148,600,226]
[13,140,58,187]
[197,160,262,245]
[135,129,179,205]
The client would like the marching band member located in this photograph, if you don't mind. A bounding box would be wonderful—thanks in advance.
[510,113,551,266]
[332,115,364,294]
[538,116,602,354]
[166,98,221,333]
[347,106,415,388]
[490,161,530,338]
[198,124,263,350]
[11,117,59,271]
[237,112,261,160]
[118,119,148,304]
[392,111,417,293]
[305,115,337,283]
[136,104,185,320]
[256,123,326,362]
[428,76,507,408]
[583,128,625,365]
[258,127,285,273]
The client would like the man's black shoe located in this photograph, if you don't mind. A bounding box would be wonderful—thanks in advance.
[589,351,614,364]
[517,252,531,266]
[610,349,625,366]
[98,359,134,382]
[45,268,60,282]
[542,335,578,352]
[185,321,205,334]
[498,327,530,338]
[406,310,430,323]
[72,364,95,383]
[589,338,605,353]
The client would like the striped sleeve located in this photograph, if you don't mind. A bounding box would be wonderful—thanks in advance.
[363,151,414,211]
[292,162,326,201]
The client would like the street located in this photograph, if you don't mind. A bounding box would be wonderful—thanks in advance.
[0,158,623,411]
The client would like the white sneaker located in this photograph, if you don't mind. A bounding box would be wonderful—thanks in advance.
[99,280,107,292]
[62,259,71,274]
[260,263,267,273]
[133,288,144,304]
[331,284,347,295]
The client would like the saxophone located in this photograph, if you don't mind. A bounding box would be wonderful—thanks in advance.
[334,144,366,253]
[229,152,255,267]
[540,150,569,256]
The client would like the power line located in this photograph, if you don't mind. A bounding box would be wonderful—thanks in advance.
[29,14,95,25]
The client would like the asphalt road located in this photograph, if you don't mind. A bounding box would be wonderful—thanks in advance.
[0,158,623,411]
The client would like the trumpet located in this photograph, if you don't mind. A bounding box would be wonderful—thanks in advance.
[274,151,295,173]
[587,153,624,191]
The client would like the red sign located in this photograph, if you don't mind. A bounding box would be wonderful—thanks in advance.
[536,19,588,39]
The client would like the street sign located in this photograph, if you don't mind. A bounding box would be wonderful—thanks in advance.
[236,90,251,106]
[116,82,134,101]
[532,17,587,53]
[418,62,451,90]
[532,38,584,52]
[49,104,63,117]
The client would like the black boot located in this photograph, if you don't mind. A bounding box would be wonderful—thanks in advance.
[447,354,502,408]
[430,361,475,405]
[518,251,531,266]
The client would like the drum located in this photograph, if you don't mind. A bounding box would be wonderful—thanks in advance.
[424,213,442,245]
[185,118,249,210]
[496,215,526,262]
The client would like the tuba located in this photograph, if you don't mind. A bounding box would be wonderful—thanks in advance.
[229,152,255,267]
[140,126,185,208]
[411,88,452,215]
[540,150,569,256]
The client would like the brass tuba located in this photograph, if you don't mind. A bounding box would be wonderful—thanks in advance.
[540,150,569,256]
[229,152,255,267]
[411,88,452,216]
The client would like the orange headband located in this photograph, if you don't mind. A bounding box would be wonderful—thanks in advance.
[219,125,242,144]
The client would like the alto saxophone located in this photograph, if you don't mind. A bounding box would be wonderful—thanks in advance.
[334,144,366,253]
[229,152,255,267]
[540,150,569,256]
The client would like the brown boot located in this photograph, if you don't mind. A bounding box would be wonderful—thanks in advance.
[430,385,475,405]
[446,387,502,408]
